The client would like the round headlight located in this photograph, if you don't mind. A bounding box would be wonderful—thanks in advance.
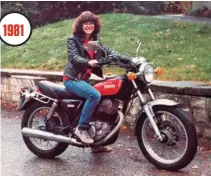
[138,63,155,83]
[144,64,154,83]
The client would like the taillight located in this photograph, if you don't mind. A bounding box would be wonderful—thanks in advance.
[19,88,23,93]
[35,86,42,93]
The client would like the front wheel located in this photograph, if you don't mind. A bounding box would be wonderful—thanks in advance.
[136,106,198,171]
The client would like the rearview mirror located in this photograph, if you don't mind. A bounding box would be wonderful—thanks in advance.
[87,41,100,50]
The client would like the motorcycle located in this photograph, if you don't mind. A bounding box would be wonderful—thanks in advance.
[16,41,198,171]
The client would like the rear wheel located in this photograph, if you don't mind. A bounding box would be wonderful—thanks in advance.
[21,102,69,158]
[136,106,198,171]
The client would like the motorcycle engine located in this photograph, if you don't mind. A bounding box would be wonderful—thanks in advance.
[88,99,123,141]
[97,99,121,115]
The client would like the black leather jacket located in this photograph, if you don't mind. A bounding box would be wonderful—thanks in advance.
[63,34,132,80]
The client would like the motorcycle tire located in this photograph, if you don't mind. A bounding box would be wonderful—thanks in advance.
[21,101,69,158]
[136,105,198,171]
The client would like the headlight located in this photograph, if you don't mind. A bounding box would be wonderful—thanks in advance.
[138,63,154,83]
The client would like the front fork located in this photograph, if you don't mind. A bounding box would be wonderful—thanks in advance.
[131,80,163,141]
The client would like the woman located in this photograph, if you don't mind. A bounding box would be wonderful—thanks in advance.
[63,11,135,149]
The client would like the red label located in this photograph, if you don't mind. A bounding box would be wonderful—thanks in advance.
[3,24,24,36]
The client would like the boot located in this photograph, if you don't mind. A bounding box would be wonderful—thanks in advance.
[75,126,94,144]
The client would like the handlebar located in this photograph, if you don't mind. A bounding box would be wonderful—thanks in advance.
[96,61,110,66]
[96,60,118,67]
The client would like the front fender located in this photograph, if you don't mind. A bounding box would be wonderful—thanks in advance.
[133,99,179,135]
[147,99,179,108]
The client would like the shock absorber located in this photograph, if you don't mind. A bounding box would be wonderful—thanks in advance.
[46,101,58,119]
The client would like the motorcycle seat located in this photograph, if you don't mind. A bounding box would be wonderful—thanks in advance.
[37,81,85,100]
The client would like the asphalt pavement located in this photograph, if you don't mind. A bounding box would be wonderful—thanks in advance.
[1,106,211,176]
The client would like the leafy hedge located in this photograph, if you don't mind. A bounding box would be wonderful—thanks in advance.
[1,1,187,28]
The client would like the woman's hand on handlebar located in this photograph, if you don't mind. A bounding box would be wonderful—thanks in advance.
[88,60,99,67]
[88,59,114,67]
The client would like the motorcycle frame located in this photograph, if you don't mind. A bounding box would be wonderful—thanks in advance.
[13,74,179,144]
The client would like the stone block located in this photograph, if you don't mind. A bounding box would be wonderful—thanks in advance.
[11,94,20,102]
[206,98,211,106]
[192,109,209,123]
[3,85,12,93]
[2,78,14,86]
[15,86,20,93]
[205,99,211,122]
[0,78,3,84]
[24,80,31,86]
[190,97,206,110]
[125,97,142,126]
[209,110,211,122]
[155,93,190,108]
[8,78,16,86]
[1,77,7,84]
[204,128,211,139]
[17,78,22,85]
[127,98,140,117]
[0,84,3,92]
[9,85,20,94]
[195,124,204,137]
[1,93,12,101]
[0,78,4,84]
[155,93,173,99]
[17,79,29,87]
[182,108,193,121]
[171,95,190,107]
[125,115,135,127]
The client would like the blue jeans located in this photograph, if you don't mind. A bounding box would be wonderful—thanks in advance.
[64,79,101,129]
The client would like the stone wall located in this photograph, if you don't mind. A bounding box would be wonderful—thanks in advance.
[1,69,211,139]
[126,93,211,139]
[1,77,30,103]
[1,69,63,104]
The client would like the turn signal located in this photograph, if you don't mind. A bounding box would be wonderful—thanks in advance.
[155,67,163,75]
[127,72,136,80]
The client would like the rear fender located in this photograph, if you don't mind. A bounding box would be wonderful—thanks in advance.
[17,98,35,111]
[133,99,179,135]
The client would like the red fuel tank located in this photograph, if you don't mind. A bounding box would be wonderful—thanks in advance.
[94,79,123,96]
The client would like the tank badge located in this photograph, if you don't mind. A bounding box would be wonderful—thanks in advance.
[104,84,116,89]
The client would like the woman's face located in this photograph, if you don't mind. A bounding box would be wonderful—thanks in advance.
[82,21,95,35]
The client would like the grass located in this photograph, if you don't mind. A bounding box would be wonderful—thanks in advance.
[1,13,211,82]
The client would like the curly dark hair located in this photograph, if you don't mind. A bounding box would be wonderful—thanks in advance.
[72,11,102,38]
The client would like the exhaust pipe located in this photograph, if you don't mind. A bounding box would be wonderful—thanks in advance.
[21,128,84,147]
[93,110,124,146]
[22,110,124,147]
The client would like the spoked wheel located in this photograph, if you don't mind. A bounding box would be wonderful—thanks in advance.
[21,102,69,158]
[136,106,198,171]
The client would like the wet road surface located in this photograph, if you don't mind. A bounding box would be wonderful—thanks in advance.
[1,107,211,176]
